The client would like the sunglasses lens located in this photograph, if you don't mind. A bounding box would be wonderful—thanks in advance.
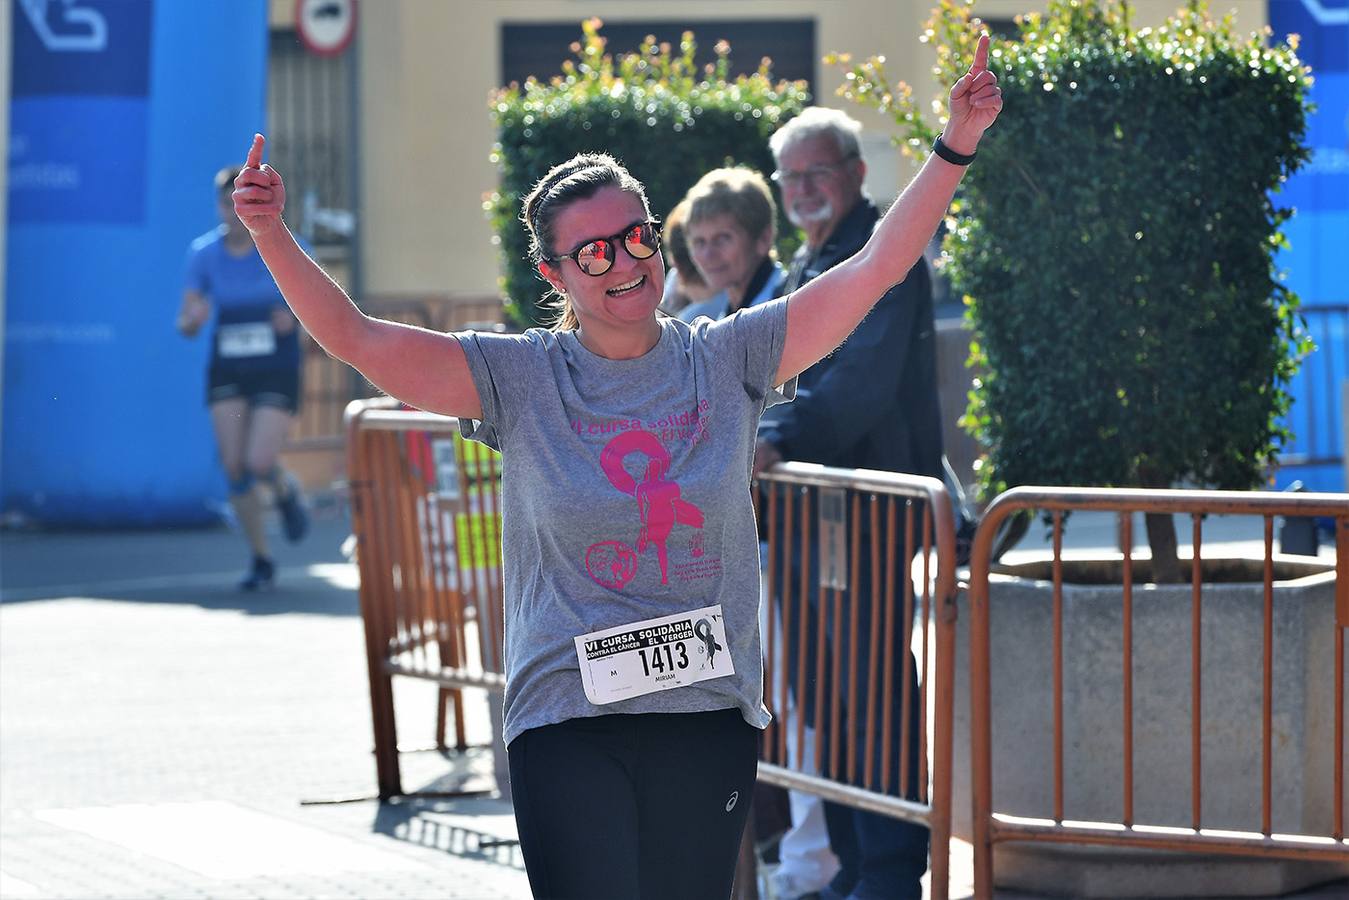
[575,239,614,275]
[624,223,659,260]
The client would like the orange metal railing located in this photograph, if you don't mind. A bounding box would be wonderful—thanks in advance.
[967,486,1349,897]
[346,397,503,799]
[754,463,958,900]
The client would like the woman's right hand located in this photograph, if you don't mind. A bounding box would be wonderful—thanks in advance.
[233,133,286,238]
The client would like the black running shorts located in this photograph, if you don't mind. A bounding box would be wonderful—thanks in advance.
[207,366,301,414]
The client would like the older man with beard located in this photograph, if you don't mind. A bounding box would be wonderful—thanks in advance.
[754,106,943,900]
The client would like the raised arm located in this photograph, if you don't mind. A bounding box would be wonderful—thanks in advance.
[774,33,1002,386]
[233,134,483,419]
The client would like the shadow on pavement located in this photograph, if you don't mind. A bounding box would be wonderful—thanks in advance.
[372,801,523,870]
[355,747,523,870]
[1,510,360,617]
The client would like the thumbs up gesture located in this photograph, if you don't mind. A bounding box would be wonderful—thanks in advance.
[944,34,1003,154]
[232,133,287,238]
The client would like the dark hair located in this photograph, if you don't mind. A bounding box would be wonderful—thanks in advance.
[662,199,707,290]
[215,165,242,198]
[521,153,652,332]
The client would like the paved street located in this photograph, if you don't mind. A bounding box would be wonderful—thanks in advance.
[1,502,1344,899]
[1,505,528,900]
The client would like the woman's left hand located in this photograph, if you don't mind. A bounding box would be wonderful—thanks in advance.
[943,33,1003,154]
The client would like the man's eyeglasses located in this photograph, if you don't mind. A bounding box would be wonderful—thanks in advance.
[548,220,663,277]
[770,155,858,188]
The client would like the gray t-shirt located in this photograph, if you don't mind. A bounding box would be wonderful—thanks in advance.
[453,301,793,745]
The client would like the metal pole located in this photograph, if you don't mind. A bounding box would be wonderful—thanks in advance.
[345,23,365,402]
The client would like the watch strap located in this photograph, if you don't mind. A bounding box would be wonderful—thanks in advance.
[933,135,977,166]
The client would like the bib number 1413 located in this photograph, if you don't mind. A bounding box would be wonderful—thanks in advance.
[574,604,732,706]
[639,641,689,676]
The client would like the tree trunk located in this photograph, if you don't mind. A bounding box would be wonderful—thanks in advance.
[1136,466,1183,584]
[1144,511,1183,584]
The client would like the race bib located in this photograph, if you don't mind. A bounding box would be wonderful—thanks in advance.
[574,604,734,706]
[218,322,276,358]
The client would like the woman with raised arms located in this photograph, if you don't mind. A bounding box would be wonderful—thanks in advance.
[232,34,1001,900]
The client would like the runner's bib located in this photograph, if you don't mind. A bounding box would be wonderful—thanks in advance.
[217,322,277,358]
[574,605,734,705]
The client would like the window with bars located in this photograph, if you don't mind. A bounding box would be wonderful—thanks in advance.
[267,29,355,266]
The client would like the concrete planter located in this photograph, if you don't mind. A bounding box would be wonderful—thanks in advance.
[952,557,1349,896]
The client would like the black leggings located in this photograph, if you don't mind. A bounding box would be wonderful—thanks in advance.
[508,708,758,900]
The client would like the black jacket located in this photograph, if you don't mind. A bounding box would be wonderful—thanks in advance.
[759,198,943,479]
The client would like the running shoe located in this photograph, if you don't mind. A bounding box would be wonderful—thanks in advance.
[277,475,310,543]
[239,555,276,592]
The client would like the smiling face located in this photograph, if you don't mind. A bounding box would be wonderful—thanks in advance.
[538,184,665,337]
[775,133,865,247]
[686,212,773,304]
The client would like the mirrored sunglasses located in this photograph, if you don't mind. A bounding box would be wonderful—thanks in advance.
[552,220,663,277]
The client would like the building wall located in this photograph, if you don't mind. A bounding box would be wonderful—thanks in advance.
[353,0,958,300]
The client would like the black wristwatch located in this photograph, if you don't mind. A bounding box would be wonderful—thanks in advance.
[932,134,977,166]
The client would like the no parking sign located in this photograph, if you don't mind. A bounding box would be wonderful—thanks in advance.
[296,0,356,57]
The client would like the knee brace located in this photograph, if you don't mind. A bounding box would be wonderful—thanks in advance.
[229,472,256,496]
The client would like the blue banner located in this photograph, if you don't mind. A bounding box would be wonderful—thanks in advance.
[10,0,153,225]
[1269,0,1348,492]
[12,0,153,95]
[4,0,269,525]
[9,96,150,224]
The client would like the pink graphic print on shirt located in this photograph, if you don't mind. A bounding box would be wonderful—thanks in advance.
[594,429,704,585]
[584,540,639,590]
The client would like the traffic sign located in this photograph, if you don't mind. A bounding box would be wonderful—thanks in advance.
[295,0,356,57]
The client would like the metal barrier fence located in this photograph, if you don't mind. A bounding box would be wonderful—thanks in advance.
[753,463,958,900]
[346,397,504,799]
[967,486,1349,897]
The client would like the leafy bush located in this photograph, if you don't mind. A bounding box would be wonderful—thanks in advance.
[489,18,811,328]
[833,0,1314,577]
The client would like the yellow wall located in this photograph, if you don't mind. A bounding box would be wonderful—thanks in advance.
[351,1,938,299]
[280,0,1270,302]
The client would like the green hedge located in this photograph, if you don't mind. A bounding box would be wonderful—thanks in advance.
[834,0,1314,503]
[489,18,810,328]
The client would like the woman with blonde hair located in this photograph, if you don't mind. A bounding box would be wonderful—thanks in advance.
[678,166,786,322]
